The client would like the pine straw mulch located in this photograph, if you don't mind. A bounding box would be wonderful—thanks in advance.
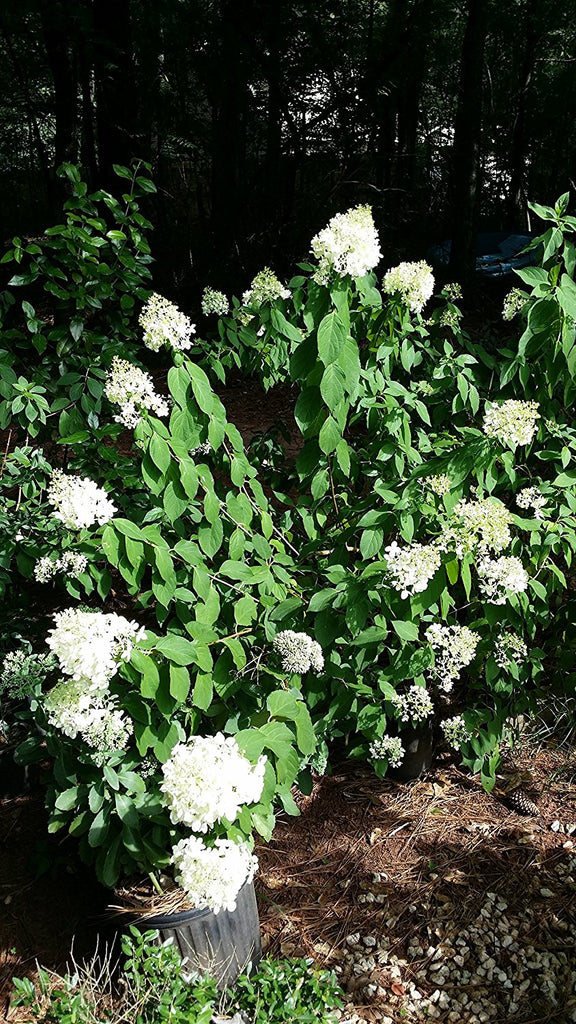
[1,743,575,1022]
[255,744,576,1017]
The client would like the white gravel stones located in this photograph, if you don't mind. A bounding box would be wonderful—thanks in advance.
[337,853,576,1024]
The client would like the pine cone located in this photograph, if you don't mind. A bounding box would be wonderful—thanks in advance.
[506,787,540,817]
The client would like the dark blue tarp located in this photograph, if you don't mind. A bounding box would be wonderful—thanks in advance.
[428,232,538,279]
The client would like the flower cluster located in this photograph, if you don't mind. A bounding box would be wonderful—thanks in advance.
[46,608,145,692]
[272,631,324,674]
[516,486,547,519]
[0,648,56,700]
[242,268,290,306]
[502,287,528,321]
[382,260,435,313]
[47,470,117,531]
[425,474,452,496]
[161,733,266,832]
[425,623,480,692]
[369,735,405,768]
[139,293,195,352]
[494,630,528,669]
[440,715,472,751]
[438,306,462,329]
[201,287,229,317]
[384,540,441,600]
[483,400,540,448]
[44,680,132,764]
[440,497,513,557]
[171,836,258,915]
[477,555,529,605]
[34,551,88,583]
[311,205,382,284]
[104,356,169,428]
[442,283,463,302]
[389,684,434,723]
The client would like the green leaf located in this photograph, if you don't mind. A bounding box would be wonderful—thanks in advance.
[155,634,197,665]
[317,311,347,365]
[320,362,346,410]
[360,528,383,559]
[88,808,109,848]
[114,792,139,827]
[514,266,549,287]
[149,434,172,474]
[392,619,419,642]
[318,414,341,455]
[55,787,80,812]
[169,664,191,702]
[234,595,258,624]
[131,650,160,698]
[192,672,213,710]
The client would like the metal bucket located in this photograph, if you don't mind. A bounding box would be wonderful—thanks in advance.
[135,880,262,988]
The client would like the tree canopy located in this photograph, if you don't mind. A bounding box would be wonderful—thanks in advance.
[0,0,574,290]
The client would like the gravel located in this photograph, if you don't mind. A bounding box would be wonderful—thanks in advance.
[335,852,576,1023]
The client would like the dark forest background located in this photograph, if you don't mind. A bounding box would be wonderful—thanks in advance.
[1,0,575,300]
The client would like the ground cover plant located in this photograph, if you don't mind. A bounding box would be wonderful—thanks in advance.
[0,169,575,974]
[11,928,343,1023]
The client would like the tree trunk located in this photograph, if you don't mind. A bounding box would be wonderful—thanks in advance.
[448,0,488,292]
[38,0,79,169]
[508,3,536,228]
[92,0,136,187]
[210,0,250,267]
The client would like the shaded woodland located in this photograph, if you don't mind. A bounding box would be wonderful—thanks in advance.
[1,0,575,294]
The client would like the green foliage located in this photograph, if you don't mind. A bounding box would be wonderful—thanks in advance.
[13,190,576,908]
[0,160,154,437]
[11,932,343,1024]
[229,956,344,1023]
[10,928,218,1023]
[0,162,155,599]
[120,928,218,1023]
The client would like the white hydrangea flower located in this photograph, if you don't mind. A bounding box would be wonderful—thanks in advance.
[442,283,462,302]
[311,205,382,284]
[425,623,480,693]
[201,287,229,316]
[272,630,324,674]
[34,556,57,583]
[477,555,529,605]
[139,293,195,352]
[34,551,88,583]
[242,268,290,306]
[44,680,132,764]
[438,306,462,329]
[1,649,56,698]
[516,486,547,519]
[389,685,434,723]
[47,470,117,531]
[369,735,405,768]
[46,608,145,692]
[483,400,540,448]
[161,733,266,831]
[172,836,258,914]
[439,497,513,558]
[384,540,442,600]
[440,715,472,751]
[56,551,88,576]
[502,288,528,321]
[425,474,452,496]
[494,630,528,669]
[382,260,435,313]
[104,356,169,428]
